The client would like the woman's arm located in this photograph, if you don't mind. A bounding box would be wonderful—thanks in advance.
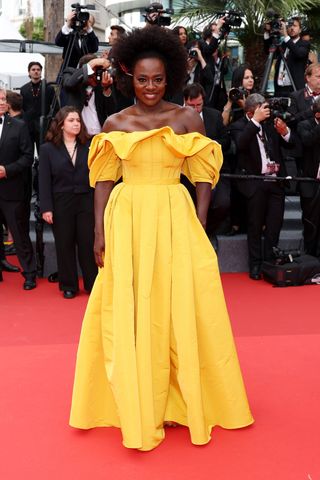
[195,183,211,230]
[94,180,114,267]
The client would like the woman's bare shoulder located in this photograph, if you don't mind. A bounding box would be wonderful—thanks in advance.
[102,106,136,133]
[175,105,206,134]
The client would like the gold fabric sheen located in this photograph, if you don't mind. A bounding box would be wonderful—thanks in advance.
[70,127,254,451]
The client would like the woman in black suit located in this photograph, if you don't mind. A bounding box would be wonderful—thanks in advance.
[39,106,97,298]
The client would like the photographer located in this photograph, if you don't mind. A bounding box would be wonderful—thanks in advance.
[62,54,116,136]
[296,98,320,257]
[229,93,295,279]
[222,64,255,126]
[199,19,225,64]
[264,16,310,96]
[55,9,99,69]
[186,41,215,103]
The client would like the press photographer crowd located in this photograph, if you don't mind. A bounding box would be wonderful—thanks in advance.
[1,2,320,294]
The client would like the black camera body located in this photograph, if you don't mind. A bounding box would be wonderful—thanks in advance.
[267,97,294,122]
[145,5,174,26]
[188,48,198,59]
[95,68,105,83]
[229,86,247,102]
[219,10,242,37]
[272,246,301,265]
[70,3,91,31]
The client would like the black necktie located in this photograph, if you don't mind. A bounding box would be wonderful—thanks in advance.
[0,117,3,124]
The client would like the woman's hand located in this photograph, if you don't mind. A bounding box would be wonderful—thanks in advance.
[94,231,105,268]
[42,211,53,224]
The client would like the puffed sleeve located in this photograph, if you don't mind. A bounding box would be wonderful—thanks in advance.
[88,133,122,187]
[181,137,223,189]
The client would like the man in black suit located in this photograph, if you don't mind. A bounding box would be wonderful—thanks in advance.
[0,88,36,289]
[55,10,99,69]
[62,54,116,135]
[289,63,320,124]
[183,83,231,250]
[264,17,310,96]
[297,99,320,257]
[20,62,56,151]
[229,93,294,279]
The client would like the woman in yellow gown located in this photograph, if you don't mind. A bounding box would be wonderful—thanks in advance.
[70,26,254,451]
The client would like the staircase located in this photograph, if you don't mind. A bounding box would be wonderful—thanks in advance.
[215,195,303,272]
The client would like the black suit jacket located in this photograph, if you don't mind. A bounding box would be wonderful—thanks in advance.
[62,65,116,127]
[0,115,33,201]
[39,141,93,213]
[297,118,320,197]
[229,117,292,197]
[55,29,99,68]
[289,88,314,124]
[264,37,310,91]
[20,81,56,136]
[202,106,230,156]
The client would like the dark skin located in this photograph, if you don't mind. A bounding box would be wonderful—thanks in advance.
[94,57,212,267]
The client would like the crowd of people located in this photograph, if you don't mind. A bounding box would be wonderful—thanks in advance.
[1,4,320,291]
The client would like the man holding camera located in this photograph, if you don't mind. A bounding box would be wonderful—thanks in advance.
[264,16,310,96]
[55,9,99,69]
[296,98,320,257]
[229,94,295,279]
[62,54,115,136]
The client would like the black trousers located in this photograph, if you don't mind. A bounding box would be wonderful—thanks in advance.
[246,181,285,269]
[0,198,36,277]
[300,186,320,257]
[52,192,97,292]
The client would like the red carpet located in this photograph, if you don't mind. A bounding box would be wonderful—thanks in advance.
[1,264,320,479]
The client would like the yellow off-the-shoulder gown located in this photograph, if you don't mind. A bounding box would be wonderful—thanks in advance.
[69,127,254,451]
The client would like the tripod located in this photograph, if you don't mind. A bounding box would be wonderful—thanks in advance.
[260,36,296,95]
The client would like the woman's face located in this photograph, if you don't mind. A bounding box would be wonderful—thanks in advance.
[63,112,81,137]
[242,69,254,91]
[178,28,187,45]
[133,57,167,107]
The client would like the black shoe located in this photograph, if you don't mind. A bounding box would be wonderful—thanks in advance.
[0,259,20,272]
[249,266,262,281]
[48,271,59,283]
[63,290,76,299]
[4,243,16,256]
[23,279,37,290]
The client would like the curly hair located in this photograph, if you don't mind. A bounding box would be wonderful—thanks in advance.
[111,27,188,97]
[45,106,90,146]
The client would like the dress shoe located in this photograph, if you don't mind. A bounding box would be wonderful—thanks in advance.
[1,259,20,272]
[23,279,37,290]
[48,271,59,283]
[249,266,262,281]
[63,290,76,299]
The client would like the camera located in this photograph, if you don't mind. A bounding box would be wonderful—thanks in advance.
[145,4,174,27]
[70,3,93,31]
[95,68,105,83]
[272,246,301,265]
[229,87,247,102]
[267,97,294,122]
[188,48,198,59]
[219,10,242,37]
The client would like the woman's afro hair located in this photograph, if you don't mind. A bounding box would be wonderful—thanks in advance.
[111,27,188,98]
